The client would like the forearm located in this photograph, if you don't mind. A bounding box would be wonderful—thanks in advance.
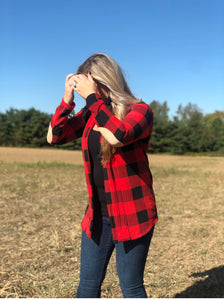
[48,98,86,144]
[97,127,123,147]
[47,123,53,143]
[86,93,153,146]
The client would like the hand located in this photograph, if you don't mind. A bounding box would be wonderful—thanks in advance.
[73,73,97,99]
[64,74,76,104]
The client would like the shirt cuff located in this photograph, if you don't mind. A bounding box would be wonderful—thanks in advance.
[61,98,76,110]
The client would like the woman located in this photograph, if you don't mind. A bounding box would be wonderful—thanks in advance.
[47,53,158,298]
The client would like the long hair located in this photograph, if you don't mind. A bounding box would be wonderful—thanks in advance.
[77,53,141,164]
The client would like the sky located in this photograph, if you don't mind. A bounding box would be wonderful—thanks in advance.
[0,0,223,118]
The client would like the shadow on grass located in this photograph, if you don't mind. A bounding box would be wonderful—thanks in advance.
[175,266,224,298]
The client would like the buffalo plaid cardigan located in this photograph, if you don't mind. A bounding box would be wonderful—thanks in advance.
[50,93,158,243]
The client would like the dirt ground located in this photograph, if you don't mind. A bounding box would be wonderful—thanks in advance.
[0,146,84,165]
[0,146,217,168]
[0,147,224,298]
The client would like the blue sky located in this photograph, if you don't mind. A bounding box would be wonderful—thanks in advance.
[0,0,223,118]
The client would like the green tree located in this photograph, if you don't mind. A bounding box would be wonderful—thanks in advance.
[0,108,52,147]
[149,100,173,153]
[174,103,204,153]
[0,112,13,146]
[203,111,224,152]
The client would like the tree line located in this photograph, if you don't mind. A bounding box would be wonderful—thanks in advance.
[0,101,224,155]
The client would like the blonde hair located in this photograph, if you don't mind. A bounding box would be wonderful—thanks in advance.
[77,53,141,164]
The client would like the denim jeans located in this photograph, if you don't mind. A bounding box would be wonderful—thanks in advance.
[76,216,154,298]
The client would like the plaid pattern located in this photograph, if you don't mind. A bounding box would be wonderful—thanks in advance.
[50,99,90,144]
[50,94,158,243]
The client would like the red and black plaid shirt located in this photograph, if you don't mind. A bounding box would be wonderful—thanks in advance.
[50,93,158,243]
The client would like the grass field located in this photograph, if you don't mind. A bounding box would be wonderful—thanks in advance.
[0,147,224,298]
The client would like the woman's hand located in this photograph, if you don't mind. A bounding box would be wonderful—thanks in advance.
[64,74,76,104]
[74,73,97,99]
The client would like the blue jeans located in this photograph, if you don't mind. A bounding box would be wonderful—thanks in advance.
[77,217,154,298]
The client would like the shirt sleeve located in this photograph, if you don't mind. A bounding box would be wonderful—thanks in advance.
[50,98,89,144]
[86,93,153,145]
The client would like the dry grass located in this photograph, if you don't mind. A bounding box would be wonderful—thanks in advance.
[0,147,224,298]
[0,146,84,165]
